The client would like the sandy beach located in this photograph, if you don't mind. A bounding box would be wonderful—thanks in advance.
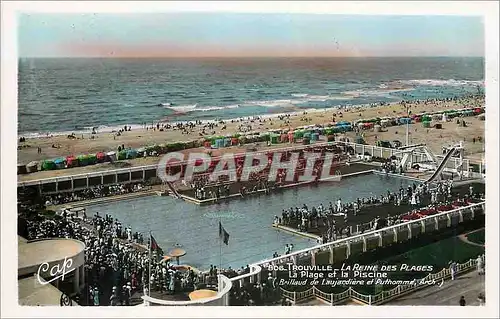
[17,96,485,182]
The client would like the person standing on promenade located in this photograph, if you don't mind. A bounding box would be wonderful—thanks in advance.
[476,255,485,275]
[459,296,466,306]
[449,261,457,280]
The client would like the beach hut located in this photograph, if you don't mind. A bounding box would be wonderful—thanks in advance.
[223,138,231,147]
[41,160,56,171]
[280,134,288,143]
[303,132,311,140]
[431,114,441,121]
[294,130,304,139]
[96,152,106,163]
[421,115,431,122]
[77,155,89,166]
[214,138,224,148]
[126,149,138,159]
[310,132,319,142]
[287,131,294,143]
[399,117,411,125]
[363,122,373,130]
[269,134,279,144]
[231,137,239,146]
[26,161,39,173]
[376,140,391,148]
[380,119,390,128]
[107,151,117,162]
[464,110,475,117]
[204,141,212,148]
[66,156,78,167]
[87,154,97,165]
[355,136,366,145]
[136,148,146,157]
[118,150,127,161]
[17,164,27,175]
[54,158,66,169]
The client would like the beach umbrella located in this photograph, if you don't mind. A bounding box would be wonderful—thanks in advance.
[188,289,217,301]
[160,255,173,264]
[167,248,186,265]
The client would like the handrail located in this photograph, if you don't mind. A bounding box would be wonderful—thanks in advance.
[226,202,484,300]
[251,202,484,268]
[280,256,481,305]
[141,274,232,306]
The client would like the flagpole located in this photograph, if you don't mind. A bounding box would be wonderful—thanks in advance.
[219,217,222,273]
[148,231,152,297]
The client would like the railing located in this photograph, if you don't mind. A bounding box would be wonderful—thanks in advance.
[227,202,485,303]
[253,202,484,269]
[278,257,481,305]
[141,274,233,306]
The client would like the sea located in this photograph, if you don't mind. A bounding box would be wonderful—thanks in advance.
[17,57,484,137]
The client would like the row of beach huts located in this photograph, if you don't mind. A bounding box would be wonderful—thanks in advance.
[17,107,484,175]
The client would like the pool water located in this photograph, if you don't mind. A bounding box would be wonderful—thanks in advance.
[87,174,413,270]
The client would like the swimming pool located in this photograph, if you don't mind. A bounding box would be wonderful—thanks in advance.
[87,173,413,270]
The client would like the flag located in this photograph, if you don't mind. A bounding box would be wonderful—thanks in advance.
[150,234,164,257]
[219,222,230,245]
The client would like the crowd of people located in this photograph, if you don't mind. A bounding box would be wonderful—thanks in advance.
[229,273,284,306]
[181,147,350,201]
[274,180,483,243]
[43,182,149,206]
[24,205,207,306]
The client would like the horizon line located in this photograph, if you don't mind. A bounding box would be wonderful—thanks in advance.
[18,55,485,59]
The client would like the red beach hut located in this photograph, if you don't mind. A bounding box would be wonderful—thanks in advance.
[66,156,78,168]
[96,152,106,163]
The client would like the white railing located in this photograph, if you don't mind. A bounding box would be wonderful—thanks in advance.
[279,257,481,305]
[141,274,232,306]
[253,202,484,269]
[227,202,484,302]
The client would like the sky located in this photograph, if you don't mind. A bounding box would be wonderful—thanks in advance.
[17,13,485,58]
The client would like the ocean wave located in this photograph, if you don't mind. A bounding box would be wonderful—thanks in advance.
[165,104,241,113]
[247,95,353,108]
[165,104,197,111]
[398,79,484,87]
[343,88,414,97]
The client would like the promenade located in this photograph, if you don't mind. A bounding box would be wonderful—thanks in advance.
[388,272,485,306]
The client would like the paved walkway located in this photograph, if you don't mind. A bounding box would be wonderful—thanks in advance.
[388,272,485,306]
